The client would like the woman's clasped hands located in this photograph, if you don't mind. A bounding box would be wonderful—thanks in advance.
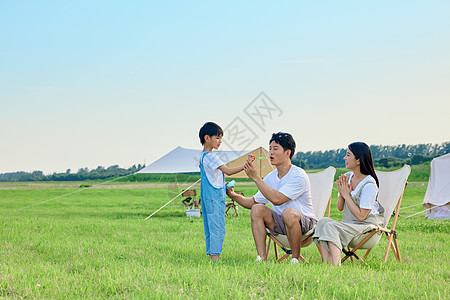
[336,174,352,199]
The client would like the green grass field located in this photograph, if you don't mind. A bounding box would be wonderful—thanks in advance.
[1,179,448,299]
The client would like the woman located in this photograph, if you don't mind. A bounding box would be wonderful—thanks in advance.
[312,142,384,265]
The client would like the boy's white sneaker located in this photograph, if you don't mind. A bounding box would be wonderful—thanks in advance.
[291,258,300,265]
[255,255,263,262]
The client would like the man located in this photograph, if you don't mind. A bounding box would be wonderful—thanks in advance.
[226,132,317,264]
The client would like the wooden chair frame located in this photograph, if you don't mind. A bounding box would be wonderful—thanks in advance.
[181,189,200,209]
[226,191,243,216]
[225,200,239,216]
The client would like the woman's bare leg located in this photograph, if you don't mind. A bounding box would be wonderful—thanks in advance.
[329,242,342,266]
[319,243,331,263]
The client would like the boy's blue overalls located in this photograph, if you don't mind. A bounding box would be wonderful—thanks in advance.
[199,151,226,255]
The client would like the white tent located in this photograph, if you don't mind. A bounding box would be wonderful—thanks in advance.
[137,146,273,178]
[423,153,450,219]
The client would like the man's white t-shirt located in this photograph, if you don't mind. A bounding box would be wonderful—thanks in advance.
[202,151,224,189]
[253,165,317,220]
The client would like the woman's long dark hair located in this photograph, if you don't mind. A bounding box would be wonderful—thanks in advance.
[348,142,379,187]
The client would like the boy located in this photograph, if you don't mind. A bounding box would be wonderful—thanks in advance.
[198,122,245,261]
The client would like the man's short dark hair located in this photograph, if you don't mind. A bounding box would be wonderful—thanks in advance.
[269,132,296,159]
[199,122,223,145]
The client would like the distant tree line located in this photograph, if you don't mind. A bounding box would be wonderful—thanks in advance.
[292,142,450,169]
[1,142,449,182]
[0,164,144,182]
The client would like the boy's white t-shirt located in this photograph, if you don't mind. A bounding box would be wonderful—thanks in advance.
[253,165,317,220]
[202,151,225,189]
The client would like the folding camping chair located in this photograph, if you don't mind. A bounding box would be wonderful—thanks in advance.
[341,165,411,264]
[226,191,243,216]
[181,190,200,209]
[266,166,336,263]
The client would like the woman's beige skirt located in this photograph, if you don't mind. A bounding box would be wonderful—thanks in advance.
[312,217,379,252]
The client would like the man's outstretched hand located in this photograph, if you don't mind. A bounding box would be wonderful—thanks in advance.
[244,155,259,181]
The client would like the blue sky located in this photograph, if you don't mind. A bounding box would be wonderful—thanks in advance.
[1,1,449,174]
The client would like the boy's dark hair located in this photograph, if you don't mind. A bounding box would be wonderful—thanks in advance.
[199,122,223,145]
[269,132,296,159]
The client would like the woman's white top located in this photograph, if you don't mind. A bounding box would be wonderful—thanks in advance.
[347,173,381,215]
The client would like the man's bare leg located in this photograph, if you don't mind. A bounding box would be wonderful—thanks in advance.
[250,204,275,261]
[282,208,302,259]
